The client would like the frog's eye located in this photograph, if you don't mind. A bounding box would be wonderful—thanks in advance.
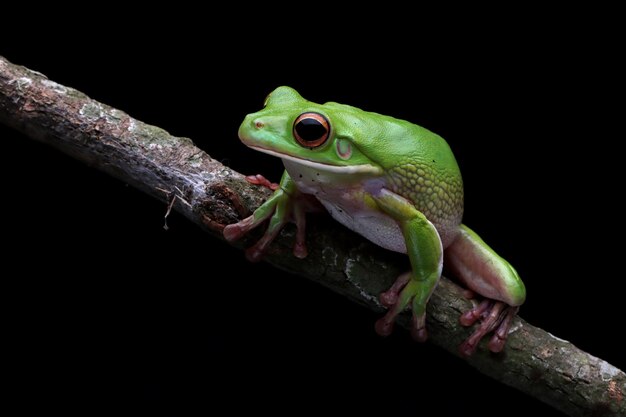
[293,112,330,148]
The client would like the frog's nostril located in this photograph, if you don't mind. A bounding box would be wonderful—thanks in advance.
[254,120,264,129]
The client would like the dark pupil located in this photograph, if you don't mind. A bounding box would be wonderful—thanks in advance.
[296,118,326,142]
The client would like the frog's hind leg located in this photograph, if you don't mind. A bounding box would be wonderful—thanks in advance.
[445,225,526,356]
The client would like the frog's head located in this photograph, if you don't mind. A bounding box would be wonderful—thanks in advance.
[238,86,384,176]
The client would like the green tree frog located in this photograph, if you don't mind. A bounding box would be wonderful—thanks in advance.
[224,87,526,355]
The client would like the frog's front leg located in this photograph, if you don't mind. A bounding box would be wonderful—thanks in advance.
[445,225,526,356]
[224,171,318,261]
[371,189,443,342]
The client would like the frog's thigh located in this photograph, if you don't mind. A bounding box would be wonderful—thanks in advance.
[445,224,526,306]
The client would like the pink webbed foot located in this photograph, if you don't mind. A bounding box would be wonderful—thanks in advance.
[459,300,519,356]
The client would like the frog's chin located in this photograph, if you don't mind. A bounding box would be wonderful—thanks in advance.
[249,146,382,175]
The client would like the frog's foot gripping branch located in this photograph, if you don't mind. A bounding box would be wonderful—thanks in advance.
[445,225,526,356]
[223,172,321,262]
[459,299,519,355]
[373,269,520,356]
[375,271,431,342]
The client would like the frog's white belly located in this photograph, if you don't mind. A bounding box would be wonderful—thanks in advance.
[283,159,407,254]
[318,198,407,253]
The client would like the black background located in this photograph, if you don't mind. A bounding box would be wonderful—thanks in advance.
[2,12,623,417]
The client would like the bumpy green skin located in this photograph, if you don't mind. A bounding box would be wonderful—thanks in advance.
[228,86,525,350]
[387,163,463,247]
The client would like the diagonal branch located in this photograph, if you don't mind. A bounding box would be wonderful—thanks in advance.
[0,55,623,417]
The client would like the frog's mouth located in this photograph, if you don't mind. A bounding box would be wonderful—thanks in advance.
[249,146,382,175]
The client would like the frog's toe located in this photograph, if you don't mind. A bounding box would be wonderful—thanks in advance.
[374,317,395,337]
[487,306,518,353]
[375,274,413,337]
[244,221,287,263]
[245,245,266,263]
[245,174,280,190]
[293,241,307,259]
[410,312,428,342]
[459,301,518,356]
[223,216,256,242]
[459,299,492,326]
[379,272,411,307]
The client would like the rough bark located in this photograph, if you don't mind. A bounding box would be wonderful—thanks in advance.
[0,55,623,417]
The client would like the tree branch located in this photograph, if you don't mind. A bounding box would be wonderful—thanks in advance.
[0,55,623,417]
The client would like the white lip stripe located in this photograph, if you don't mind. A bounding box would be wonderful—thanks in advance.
[249,146,382,175]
